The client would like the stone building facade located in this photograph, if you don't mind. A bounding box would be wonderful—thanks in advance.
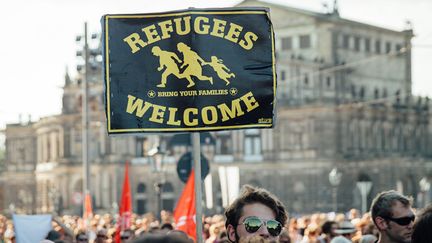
[1,0,431,215]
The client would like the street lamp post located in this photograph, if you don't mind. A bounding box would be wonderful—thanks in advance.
[77,22,91,216]
[329,168,342,212]
[76,22,102,218]
[48,188,60,215]
[419,177,430,208]
[149,147,165,221]
[8,203,15,216]
[154,181,164,221]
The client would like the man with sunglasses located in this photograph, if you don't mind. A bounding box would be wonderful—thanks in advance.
[224,185,287,242]
[370,190,415,243]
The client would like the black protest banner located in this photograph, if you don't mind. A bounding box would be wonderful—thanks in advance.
[102,8,276,134]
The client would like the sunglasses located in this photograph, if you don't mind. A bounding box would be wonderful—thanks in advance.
[121,235,131,240]
[384,215,415,226]
[238,216,283,237]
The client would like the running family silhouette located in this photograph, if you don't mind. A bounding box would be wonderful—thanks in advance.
[151,42,235,88]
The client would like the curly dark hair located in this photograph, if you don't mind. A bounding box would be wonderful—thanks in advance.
[412,204,432,243]
[320,220,336,235]
[224,184,287,230]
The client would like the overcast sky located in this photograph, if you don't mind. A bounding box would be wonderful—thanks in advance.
[0,0,431,129]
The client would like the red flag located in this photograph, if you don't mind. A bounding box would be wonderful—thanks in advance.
[82,191,93,229]
[174,170,196,241]
[115,161,133,243]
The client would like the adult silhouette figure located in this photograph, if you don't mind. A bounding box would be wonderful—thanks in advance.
[151,46,186,88]
[177,42,213,87]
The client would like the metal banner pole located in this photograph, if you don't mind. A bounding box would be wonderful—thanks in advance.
[192,132,203,242]
[82,22,90,216]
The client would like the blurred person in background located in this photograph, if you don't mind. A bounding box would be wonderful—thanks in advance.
[310,214,324,229]
[334,214,346,223]
[120,229,135,242]
[95,228,109,243]
[318,221,338,243]
[359,234,378,243]
[206,223,222,243]
[411,204,432,243]
[134,213,155,236]
[279,229,291,243]
[335,221,356,239]
[0,216,5,243]
[358,213,378,238]
[287,218,302,243]
[45,230,62,242]
[300,223,320,243]
[131,233,193,243]
[160,222,174,234]
[297,217,311,237]
[160,210,173,225]
[348,209,360,222]
[331,221,357,243]
[3,221,14,243]
[75,231,88,243]
[330,236,351,243]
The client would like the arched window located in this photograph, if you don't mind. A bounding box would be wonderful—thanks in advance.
[304,74,309,86]
[137,183,146,193]
[326,77,332,88]
[244,129,262,159]
[74,179,83,192]
[136,183,147,214]
[162,182,175,212]
[360,120,367,151]
[382,88,388,98]
[351,85,356,98]
[381,126,386,152]
[393,125,402,151]
[374,123,381,151]
[359,87,365,100]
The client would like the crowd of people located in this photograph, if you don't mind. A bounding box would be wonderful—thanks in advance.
[0,186,431,243]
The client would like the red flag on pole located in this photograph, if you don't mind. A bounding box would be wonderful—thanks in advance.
[174,170,196,241]
[115,161,132,243]
[82,191,93,229]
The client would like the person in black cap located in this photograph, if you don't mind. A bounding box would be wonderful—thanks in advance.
[331,221,356,243]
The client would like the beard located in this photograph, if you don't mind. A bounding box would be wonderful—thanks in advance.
[385,228,411,243]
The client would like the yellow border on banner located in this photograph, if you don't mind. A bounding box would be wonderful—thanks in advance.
[105,17,112,132]
[270,12,277,115]
[109,123,273,133]
[106,11,267,19]
[104,10,276,133]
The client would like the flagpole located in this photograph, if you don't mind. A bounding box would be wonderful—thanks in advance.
[81,22,91,223]
[192,132,203,243]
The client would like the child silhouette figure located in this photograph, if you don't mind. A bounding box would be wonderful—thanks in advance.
[206,56,235,85]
